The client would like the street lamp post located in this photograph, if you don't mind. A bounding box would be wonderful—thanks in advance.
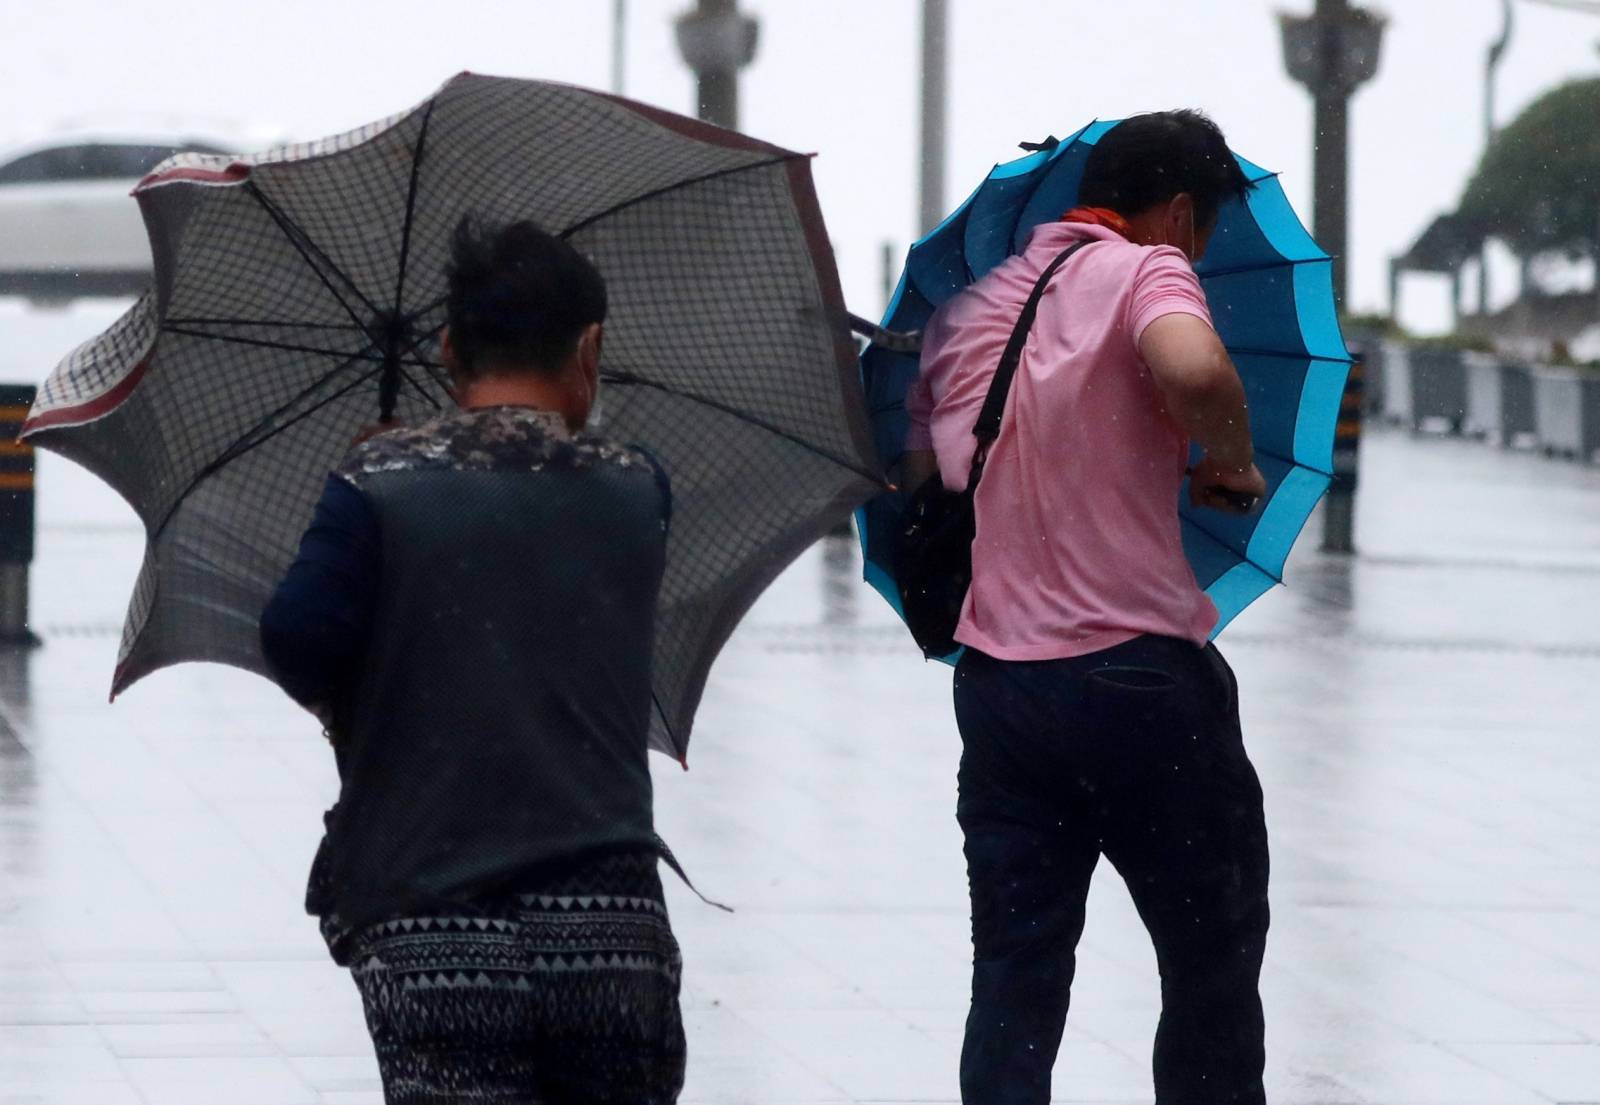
[919,0,949,236]
[1280,0,1385,308]
[0,385,37,647]
[612,0,627,96]
[1481,0,1514,315]
[1280,0,1386,554]
[674,0,759,129]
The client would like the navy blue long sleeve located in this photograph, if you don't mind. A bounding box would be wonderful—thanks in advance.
[260,475,381,709]
[633,444,673,531]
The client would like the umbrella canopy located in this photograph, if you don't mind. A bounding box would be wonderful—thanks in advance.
[858,120,1352,655]
[22,72,883,760]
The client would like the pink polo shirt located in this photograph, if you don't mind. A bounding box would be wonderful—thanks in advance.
[905,220,1218,660]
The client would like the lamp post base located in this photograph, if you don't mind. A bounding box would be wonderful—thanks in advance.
[0,563,39,649]
[1320,492,1357,555]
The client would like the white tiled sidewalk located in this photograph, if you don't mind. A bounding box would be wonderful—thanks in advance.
[1,299,1598,1103]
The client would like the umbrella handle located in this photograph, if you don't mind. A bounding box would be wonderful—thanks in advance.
[1206,488,1260,513]
[848,312,922,355]
[1185,465,1260,513]
[378,356,401,423]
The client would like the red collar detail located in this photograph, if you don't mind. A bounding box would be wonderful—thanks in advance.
[1059,206,1133,240]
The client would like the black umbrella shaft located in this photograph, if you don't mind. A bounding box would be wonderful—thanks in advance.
[375,310,414,423]
[379,356,402,423]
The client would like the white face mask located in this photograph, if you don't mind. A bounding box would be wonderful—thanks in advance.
[581,363,603,428]
[1163,195,1202,264]
[1178,206,1198,265]
[579,329,603,428]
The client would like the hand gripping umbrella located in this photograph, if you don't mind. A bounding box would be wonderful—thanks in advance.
[856,120,1352,656]
[21,72,885,761]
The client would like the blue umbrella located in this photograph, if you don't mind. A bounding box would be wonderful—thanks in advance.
[856,119,1351,657]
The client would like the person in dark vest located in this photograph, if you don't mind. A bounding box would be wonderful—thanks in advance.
[260,217,684,1104]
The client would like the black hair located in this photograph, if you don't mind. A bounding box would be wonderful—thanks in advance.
[444,217,607,377]
[1077,110,1253,230]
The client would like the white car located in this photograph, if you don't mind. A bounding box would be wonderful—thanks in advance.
[0,135,230,300]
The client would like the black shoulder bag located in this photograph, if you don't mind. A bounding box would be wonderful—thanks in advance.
[893,241,1090,659]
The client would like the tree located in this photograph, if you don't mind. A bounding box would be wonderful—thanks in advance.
[1458,77,1600,259]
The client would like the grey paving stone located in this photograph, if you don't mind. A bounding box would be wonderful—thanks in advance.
[3,301,1598,1105]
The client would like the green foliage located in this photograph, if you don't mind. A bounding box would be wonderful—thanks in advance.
[1459,78,1600,256]
[1538,342,1600,371]
[1407,332,1494,353]
[1340,312,1405,338]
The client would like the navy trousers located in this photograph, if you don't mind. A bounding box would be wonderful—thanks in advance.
[953,636,1269,1105]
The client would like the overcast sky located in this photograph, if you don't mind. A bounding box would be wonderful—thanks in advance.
[3,0,1598,332]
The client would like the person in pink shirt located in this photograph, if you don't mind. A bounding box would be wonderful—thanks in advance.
[903,111,1270,1104]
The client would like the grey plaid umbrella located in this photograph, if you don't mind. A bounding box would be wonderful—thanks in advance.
[21,72,883,761]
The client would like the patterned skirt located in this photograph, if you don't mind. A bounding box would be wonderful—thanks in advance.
[344,850,685,1104]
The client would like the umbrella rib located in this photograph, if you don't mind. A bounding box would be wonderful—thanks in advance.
[601,368,888,489]
[149,356,384,542]
[1253,446,1327,478]
[1198,256,1331,281]
[372,315,452,390]
[244,181,381,334]
[379,101,438,429]
[401,295,448,330]
[1181,514,1283,586]
[1226,345,1354,365]
[393,360,444,411]
[250,181,382,319]
[399,318,447,366]
[1182,453,1337,578]
[389,318,453,393]
[402,350,451,392]
[194,351,376,468]
[163,317,366,332]
[557,153,808,241]
[391,97,436,322]
[650,690,679,760]
[417,357,453,394]
[160,325,382,363]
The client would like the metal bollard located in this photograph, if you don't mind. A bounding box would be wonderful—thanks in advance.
[1321,356,1363,554]
[0,385,39,646]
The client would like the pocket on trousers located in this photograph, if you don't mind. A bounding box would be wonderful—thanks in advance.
[1087,665,1180,693]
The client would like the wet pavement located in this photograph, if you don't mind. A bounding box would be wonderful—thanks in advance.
[2,301,1600,1102]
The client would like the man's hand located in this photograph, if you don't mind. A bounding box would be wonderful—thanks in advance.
[899,448,939,495]
[307,702,343,746]
[1189,457,1266,514]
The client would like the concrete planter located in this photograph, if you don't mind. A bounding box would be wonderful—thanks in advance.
[1359,341,1385,417]
[1462,352,1500,439]
[1500,363,1537,448]
[1396,345,1467,433]
[1531,366,1600,462]
[1341,330,1388,417]
[1379,340,1412,425]
[1463,354,1537,447]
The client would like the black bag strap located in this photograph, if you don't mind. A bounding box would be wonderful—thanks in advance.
[967,240,1092,487]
